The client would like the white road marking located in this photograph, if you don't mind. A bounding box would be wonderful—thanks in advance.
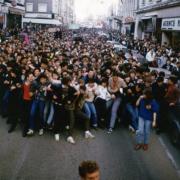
[158,137,180,178]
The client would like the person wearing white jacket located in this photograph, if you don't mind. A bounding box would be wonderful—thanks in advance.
[95,78,112,128]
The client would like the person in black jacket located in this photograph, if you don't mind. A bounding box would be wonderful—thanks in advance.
[0,65,7,116]
[152,76,167,133]
[7,69,22,133]
[124,82,143,132]
[61,77,95,144]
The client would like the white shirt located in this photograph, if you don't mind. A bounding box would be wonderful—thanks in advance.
[146,51,156,62]
[95,85,111,101]
[85,83,98,102]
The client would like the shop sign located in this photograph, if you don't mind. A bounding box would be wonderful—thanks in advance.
[25,13,52,19]
[162,18,180,31]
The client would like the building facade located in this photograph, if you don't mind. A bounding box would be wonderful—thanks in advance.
[107,1,121,30]
[22,0,75,27]
[59,0,75,25]
[0,0,4,28]
[22,0,62,27]
[134,0,180,49]
[0,0,25,29]
[118,0,137,35]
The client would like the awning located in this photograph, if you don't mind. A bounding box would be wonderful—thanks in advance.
[9,7,25,15]
[141,16,153,20]
[22,18,62,25]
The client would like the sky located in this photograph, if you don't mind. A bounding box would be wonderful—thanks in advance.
[75,0,119,22]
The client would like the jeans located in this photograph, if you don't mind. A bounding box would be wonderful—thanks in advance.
[136,117,152,144]
[83,102,97,126]
[29,99,45,130]
[107,97,122,129]
[44,101,54,125]
[126,103,138,130]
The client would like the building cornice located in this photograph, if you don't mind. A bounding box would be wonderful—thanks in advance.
[136,1,180,14]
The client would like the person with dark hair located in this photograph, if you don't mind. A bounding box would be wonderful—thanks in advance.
[79,161,100,180]
[27,74,49,136]
[107,71,127,133]
[0,64,7,116]
[84,78,98,129]
[164,75,180,129]
[135,88,159,151]
[21,73,34,137]
[152,76,167,134]
[7,69,22,133]
[165,76,179,106]
[61,76,80,144]
[124,82,143,132]
[83,69,100,84]
[94,78,111,128]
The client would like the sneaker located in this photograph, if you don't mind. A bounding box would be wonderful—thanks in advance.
[55,134,60,141]
[39,129,44,136]
[129,125,135,133]
[27,129,34,135]
[67,136,75,144]
[85,131,95,139]
[65,125,70,130]
[107,128,113,134]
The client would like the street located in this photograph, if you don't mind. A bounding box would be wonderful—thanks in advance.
[0,117,179,180]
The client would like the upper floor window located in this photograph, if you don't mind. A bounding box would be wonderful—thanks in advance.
[38,3,47,13]
[26,3,33,12]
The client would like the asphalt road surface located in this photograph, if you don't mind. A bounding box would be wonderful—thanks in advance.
[0,117,179,180]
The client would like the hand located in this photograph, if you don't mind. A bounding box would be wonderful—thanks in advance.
[11,86,16,90]
[53,95,57,99]
[127,89,132,94]
[169,103,175,106]
[47,85,52,91]
[29,92,33,97]
[4,80,9,84]
[75,91,80,96]
[140,95,145,99]
[152,121,156,128]
[111,94,116,99]
[146,105,151,110]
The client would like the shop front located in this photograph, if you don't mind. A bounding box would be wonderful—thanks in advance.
[4,0,25,28]
[161,17,180,50]
[122,16,135,36]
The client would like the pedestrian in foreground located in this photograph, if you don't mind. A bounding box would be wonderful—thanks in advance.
[79,160,100,180]
[135,88,159,151]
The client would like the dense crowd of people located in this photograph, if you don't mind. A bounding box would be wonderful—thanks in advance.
[0,27,179,148]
